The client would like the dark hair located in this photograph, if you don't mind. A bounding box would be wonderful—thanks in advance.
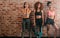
[34,2,43,11]
[24,2,27,8]
[47,1,52,6]
[23,2,30,8]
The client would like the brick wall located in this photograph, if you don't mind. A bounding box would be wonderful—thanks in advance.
[0,0,23,36]
[0,0,60,36]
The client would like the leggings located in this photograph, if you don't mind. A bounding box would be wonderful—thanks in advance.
[22,18,31,38]
[32,25,42,38]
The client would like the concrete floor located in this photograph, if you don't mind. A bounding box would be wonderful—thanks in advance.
[21,26,60,37]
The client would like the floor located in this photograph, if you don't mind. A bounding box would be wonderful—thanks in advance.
[20,25,60,37]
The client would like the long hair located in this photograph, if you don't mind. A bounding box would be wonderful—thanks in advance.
[34,2,43,11]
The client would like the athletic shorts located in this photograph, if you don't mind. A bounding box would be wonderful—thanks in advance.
[45,18,54,25]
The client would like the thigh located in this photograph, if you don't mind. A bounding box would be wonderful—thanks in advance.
[39,25,42,32]
[23,20,26,27]
[35,25,39,32]
[53,23,59,30]
[26,19,30,28]
[47,24,50,31]
[36,25,42,32]
[22,19,26,31]
[50,19,54,25]
[27,19,30,25]
[47,24,50,28]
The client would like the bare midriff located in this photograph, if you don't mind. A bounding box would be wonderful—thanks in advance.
[47,10,55,19]
[36,15,42,19]
[23,9,31,18]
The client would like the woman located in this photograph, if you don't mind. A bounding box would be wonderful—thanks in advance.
[45,1,58,38]
[30,2,44,38]
[21,2,31,38]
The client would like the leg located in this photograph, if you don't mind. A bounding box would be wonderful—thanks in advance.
[22,20,26,38]
[38,26,42,38]
[53,24,59,38]
[47,24,50,38]
[27,19,32,38]
[32,26,39,36]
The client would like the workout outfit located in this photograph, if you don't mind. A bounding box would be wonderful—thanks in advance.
[23,18,30,30]
[45,11,55,25]
[35,11,42,32]
[45,18,54,25]
[32,11,43,38]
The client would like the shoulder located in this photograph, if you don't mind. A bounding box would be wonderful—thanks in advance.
[41,10,44,14]
[41,10,43,12]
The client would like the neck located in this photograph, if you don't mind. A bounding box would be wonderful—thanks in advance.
[37,8,40,12]
[25,7,29,9]
[49,7,53,11]
[37,8,40,10]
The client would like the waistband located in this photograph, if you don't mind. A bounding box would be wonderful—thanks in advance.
[23,18,29,19]
[47,18,54,20]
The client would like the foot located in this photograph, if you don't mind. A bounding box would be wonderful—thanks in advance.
[37,32,42,38]
[35,33,39,36]
[34,32,39,36]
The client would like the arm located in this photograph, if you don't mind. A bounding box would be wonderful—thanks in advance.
[42,10,44,26]
[54,8,56,22]
[54,12,56,22]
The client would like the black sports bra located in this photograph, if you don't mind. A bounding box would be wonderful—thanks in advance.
[35,11,42,19]
[35,11,42,16]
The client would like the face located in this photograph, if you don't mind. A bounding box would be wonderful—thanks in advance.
[25,2,29,8]
[49,3,53,8]
[38,3,41,8]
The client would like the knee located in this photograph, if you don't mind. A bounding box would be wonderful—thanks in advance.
[55,26,59,30]
[55,27,59,32]
[47,27,50,31]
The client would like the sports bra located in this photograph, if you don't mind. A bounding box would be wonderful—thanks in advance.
[35,11,42,19]
[35,11,42,16]
[47,10,55,17]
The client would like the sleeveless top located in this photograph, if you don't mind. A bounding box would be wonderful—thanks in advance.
[47,10,55,17]
[35,11,42,25]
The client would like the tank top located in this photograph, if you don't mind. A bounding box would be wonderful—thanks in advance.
[35,11,42,19]
[35,11,42,25]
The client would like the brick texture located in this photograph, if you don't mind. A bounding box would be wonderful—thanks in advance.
[0,0,23,36]
[0,0,60,37]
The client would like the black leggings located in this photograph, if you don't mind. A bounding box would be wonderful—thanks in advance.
[22,18,30,31]
[32,19,42,35]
